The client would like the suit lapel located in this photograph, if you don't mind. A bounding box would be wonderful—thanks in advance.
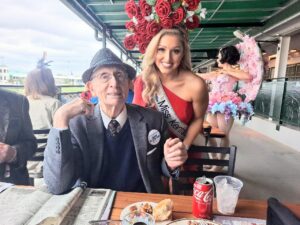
[0,96,9,142]
[86,105,105,186]
[127,105,150,186]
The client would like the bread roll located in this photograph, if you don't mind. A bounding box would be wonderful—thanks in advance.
[153,199,173,221]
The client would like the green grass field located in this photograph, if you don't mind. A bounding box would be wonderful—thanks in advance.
[3,86,84,95]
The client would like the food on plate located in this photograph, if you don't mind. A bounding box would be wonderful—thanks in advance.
[153,199,174,221]
[129,203,153,214]
[140,203,153,214]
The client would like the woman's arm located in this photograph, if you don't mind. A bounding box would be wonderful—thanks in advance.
[197,70,219,80]
[183,76,209,149]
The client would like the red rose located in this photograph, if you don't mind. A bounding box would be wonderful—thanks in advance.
[125,21,136,32]
[160,17,173,29]
[138,41,149,54]
[125,0,139,19]
[136,20,148,33]
[186,15,199,29]
[170,0,179,4]
[146,20,162,36]
[139,0,152,17]
[172,7,185,25]
[186,0,200,11]
[124,35,137,50]
[80,91,92,101]
[135,32,148,44]
[155,0,171,18]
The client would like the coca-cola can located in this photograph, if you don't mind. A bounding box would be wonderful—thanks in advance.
[192,177,214,219]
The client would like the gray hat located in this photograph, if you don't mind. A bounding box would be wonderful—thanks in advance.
[82,48,136,83]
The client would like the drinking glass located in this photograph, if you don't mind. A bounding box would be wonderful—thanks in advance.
[214,175,243,215]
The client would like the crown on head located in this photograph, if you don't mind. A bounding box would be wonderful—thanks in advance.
[124,0,206,54]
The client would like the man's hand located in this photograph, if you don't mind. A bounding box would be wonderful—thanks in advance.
[0,142,17,163]
[164,138,188,171]
[53,98,94,129]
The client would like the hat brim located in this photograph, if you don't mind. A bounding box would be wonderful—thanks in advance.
[82,61,136,84]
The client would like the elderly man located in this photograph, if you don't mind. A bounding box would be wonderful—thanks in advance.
[0,89,37,185]
[44,48,188,194]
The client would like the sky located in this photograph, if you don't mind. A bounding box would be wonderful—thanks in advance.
[0,0,119,77]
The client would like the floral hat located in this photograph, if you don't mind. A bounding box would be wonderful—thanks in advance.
[124,0,206,54]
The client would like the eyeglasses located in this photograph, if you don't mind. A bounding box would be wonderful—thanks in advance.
[91,71,128,83]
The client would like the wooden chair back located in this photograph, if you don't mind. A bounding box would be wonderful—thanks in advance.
[172,145,237,195]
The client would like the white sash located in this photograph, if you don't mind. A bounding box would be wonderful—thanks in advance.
[154,80,205,146]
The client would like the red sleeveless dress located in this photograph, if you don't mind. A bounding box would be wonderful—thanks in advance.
[133,76,194,138]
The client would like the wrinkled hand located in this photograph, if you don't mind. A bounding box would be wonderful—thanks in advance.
[0,142,17,163]
[164,138,188,171]
[53,98,94,128]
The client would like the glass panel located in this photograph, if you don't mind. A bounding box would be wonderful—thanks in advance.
[281,79,300,128]
[254,81,273,118]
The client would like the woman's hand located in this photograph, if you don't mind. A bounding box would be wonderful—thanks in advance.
[53,98,94,129]
[164,138,188,170]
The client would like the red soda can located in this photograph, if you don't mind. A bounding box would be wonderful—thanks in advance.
[192,177,214,219]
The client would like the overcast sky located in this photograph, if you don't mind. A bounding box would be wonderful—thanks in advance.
[0,0,115,77]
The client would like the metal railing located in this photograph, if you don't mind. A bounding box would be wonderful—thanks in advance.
[254,77,300,129]
[0,84,84,103]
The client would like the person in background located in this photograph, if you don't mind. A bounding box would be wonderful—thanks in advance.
[198,31,263,171]
[133,28,208,150]
[43,48,188,195]
[24,54,62,181]
[25,54,62,131]
[198,46,251,150]
[0,89,37,185]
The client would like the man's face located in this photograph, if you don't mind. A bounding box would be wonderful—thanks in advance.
[87,66,130,108]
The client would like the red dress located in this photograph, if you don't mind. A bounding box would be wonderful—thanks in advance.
[133,76,194,138]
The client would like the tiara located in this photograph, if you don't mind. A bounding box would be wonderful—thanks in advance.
[124,0,206,54]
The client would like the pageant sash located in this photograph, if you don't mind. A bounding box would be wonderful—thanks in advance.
[154,80,205,146]
[154,80,188,140]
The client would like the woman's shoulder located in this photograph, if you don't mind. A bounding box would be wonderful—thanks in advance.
[182,70,206,88]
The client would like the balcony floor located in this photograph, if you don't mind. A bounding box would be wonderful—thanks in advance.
[229,123,300,203]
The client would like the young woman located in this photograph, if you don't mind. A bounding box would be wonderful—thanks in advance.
[133,28,208,151]
[198,46,251,164]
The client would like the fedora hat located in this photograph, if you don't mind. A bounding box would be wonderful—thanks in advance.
[82,48,136,83]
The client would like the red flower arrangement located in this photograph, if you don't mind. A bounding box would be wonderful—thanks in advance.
[124,0,206,54]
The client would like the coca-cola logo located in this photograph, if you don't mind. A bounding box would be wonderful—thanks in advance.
[193,188,213,203]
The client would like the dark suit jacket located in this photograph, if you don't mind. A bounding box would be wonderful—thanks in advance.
[0,89,37,185]
[44,104,172,194]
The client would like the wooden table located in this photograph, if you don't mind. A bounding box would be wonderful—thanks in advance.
[110,192,300,220]
[203,122,226,138]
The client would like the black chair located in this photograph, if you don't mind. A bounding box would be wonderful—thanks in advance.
[267,197,300,225]
[32,129,50,161]
[172,145,237,195]
[28,129,50,185]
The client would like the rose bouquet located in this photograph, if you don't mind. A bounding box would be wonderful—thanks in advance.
[124,0,206,53]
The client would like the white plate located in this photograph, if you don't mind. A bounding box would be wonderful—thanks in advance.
[120,201,157,220]
[120,201,170,225]
[166,218,221,225]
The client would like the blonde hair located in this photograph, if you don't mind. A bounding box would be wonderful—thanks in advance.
[25,68,57,99]
[141,28,192,105]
